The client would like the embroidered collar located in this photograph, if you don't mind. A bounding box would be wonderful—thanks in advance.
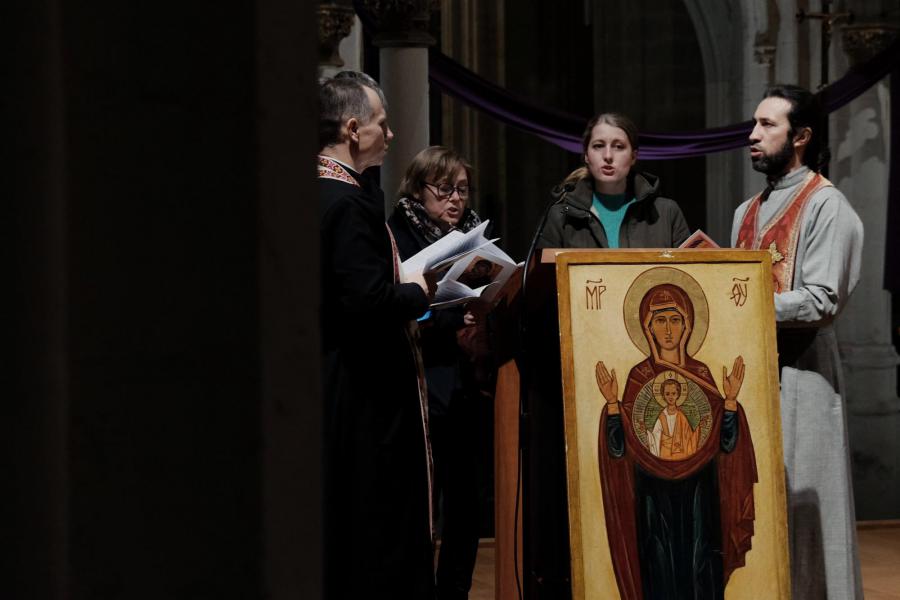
[317,155,360,187]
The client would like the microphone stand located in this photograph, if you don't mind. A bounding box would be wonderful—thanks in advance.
[513,183,571,599]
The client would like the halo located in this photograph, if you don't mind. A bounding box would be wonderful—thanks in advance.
[651,371,689,407]
[623,267,709,356]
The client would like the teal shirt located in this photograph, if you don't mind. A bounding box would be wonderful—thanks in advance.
[591,193,636,248]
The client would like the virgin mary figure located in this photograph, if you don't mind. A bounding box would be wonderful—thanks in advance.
[594,273,757,600]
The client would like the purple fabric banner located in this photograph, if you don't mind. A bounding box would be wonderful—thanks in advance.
[353,1,897,159]
[429,50,752,159]
[429,39,900,160]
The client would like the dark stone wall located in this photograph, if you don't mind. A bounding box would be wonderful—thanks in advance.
[504,1,595,260]
[6,1,320,598]
[456,0,707,259]
[62,6,260,598]
[593,0,708,233]
[7,1,69,597]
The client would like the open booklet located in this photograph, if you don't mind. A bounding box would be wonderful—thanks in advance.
[678,229,720,249]
[401,220,494,274]
[400,220,523,309]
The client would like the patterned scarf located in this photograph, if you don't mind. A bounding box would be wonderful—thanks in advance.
[395,196,482,244]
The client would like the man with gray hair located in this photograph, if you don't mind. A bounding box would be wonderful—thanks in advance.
[319,71,436,599]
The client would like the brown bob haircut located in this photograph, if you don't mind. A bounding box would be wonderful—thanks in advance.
[396,145,473,201]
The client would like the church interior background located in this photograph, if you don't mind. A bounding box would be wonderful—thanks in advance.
[321,0,900,522]
[7,0,898,598]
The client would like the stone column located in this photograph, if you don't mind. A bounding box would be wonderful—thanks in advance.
[317,2,358,80]
[832,21,900,519]
[8,0,69,597]
[338,17,364,73]
[686,0,774,245]
[363,0,434,211]
[260,2,323,599]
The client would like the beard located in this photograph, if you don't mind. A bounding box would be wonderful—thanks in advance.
[751,135,794,177]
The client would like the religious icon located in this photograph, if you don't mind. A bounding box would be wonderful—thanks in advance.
[555,251,789,600]
[456,255,503,289]
[594,271,756,599]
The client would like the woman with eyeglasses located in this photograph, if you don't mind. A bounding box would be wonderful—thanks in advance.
[390,146,479,251]
[388,145,488,600]
[537,112,691,249]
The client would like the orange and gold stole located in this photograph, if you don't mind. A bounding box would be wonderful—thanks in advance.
[736,171,832,292]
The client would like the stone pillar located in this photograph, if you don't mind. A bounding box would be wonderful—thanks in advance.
[317,1,358,80]
[8,0,69,597]
[363,0,434,210]
[832,21,900,519]
[440,0,506,240]
[260,2,323,599]
[338,17,364,73]
[8,2,321,597]
[739,1,783,210]
[687,0,774,245]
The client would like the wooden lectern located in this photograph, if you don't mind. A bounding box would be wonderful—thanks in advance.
[493,247,789,600]
[492,249,580,600]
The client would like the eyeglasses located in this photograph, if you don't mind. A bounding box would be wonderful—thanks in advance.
[424,182,469,199]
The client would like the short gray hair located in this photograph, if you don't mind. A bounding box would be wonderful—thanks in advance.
[318,71,387,150]
[334,70,388,111]
[318,79,370,149]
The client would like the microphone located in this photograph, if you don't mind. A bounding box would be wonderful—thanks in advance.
[521,183,572,301]
[517,181,572,389]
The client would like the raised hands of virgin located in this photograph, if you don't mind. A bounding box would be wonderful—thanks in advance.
[723,355,745,409]
[595,361,619,405]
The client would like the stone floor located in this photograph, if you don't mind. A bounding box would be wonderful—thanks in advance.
[467,523,900,599]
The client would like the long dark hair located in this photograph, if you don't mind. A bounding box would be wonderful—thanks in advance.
[562,112,640,187]
[763,84,829,172]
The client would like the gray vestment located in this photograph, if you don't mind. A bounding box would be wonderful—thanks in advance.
[732,166,864,599]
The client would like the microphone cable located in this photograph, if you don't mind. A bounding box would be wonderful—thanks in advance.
[513,182,572,600]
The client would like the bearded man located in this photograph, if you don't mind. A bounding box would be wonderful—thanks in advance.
[731,84,864,599]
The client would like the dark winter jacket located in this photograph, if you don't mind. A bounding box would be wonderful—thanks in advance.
[387,206,477,415]
[536,171,691,249]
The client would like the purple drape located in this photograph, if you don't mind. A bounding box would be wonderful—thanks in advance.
[352,2,897,159]
[354,3,900,289]
[428,49,752,159]
[429,39,900,159]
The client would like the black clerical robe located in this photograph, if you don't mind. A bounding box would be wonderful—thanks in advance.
[319,164,433,599]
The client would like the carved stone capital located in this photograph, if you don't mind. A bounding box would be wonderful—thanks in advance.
[361,0,435,48]
[318,3,356,67]
[840,23,899,66]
